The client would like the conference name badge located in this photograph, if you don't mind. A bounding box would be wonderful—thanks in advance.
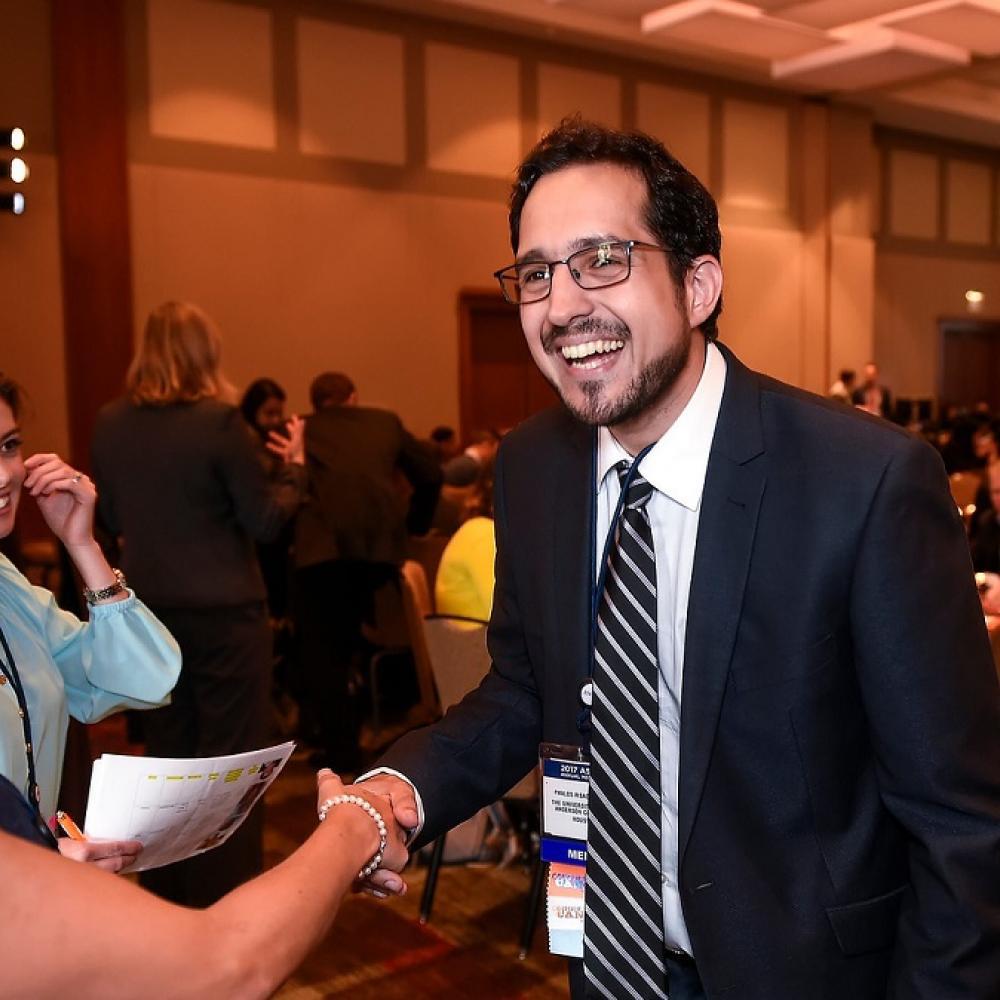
[539,742,589,958]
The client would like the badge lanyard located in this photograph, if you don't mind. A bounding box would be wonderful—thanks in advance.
[0,622,46,821]
[578,437,656,736]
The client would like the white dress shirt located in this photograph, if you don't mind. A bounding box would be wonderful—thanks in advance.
[595,340,726,955]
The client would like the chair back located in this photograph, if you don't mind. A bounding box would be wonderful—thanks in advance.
[950,471,981,509]
[422,615,490,711]
[398,560,440,719]
[406,532,451,609]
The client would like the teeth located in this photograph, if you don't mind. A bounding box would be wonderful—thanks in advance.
[560,339,625,361]
[0,496,8,510]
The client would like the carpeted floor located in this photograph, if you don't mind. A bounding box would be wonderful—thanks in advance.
[267,749,569,999]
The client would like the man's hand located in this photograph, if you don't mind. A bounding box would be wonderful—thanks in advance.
[348,773,421,898]
[316,770,412,898]
[57,836,143,873]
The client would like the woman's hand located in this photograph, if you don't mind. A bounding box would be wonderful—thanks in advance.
[57,836,144,873]
[23,454,97,549]
[267,415,305,466]
[315,769,409,897]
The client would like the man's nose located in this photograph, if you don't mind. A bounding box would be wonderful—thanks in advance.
[544,263,592,328]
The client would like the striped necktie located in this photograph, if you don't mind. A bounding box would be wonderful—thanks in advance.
[584,461,668,999]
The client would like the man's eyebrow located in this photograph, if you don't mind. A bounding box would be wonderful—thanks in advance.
[514,234,624,265]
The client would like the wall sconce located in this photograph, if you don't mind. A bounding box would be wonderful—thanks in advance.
[1,126,26,215]
[966,289,985,313]
[0,157,28,183]
[0,193,25,215]
[1,127,24,151]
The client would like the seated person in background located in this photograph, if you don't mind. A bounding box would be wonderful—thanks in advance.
[0,374,181,868]
[427,425,461,465]
[434,460,496,622]
[2,768,407,1000]
[827,368,855,403]
[442,429,502,487]
[971,462,1000,572]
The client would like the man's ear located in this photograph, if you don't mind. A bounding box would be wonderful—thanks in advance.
[685,256,722,330]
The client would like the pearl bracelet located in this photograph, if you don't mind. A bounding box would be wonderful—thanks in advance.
[317,794,388,880]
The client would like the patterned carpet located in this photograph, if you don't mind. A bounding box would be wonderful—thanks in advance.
[267,750,569,999]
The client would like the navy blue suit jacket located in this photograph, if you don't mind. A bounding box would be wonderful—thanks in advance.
[381,344,1000,999]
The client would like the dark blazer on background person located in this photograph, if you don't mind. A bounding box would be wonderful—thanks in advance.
[380,343,1000,1000]
[92,398,305,606]
[294,405,442,570]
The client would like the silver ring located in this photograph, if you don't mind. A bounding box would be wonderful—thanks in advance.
[71,473,82,483]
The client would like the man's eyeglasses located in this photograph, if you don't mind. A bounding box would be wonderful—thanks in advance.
[493,240,669,305]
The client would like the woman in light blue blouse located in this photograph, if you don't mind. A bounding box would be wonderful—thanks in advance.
[0,374,181,868]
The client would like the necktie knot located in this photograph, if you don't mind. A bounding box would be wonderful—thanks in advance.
[617,461,656,511]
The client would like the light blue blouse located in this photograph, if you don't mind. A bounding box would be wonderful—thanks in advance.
[0,553,181,820]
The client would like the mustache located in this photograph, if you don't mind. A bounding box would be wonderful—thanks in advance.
[541,317,630,354]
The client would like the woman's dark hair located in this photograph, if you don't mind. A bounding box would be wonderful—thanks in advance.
[239,378,286,428]
[0,374,23,419]
[508,116,723,340]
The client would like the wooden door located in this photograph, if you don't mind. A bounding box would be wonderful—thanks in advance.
[939,318,1000,413]
[458,289,559,438]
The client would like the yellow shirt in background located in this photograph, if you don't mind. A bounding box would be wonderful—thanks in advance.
[434,516,496,622]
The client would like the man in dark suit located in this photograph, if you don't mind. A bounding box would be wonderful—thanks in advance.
[294,372,440,773]
[357,121,1000,998]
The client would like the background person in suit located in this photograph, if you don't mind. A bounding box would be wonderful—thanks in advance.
[294,372,441,773]
[358,120,1000,999]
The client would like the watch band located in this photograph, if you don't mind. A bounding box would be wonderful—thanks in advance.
[83,567,127,606]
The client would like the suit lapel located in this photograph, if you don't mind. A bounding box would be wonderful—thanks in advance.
[551,416,596,724]
[679,345,766,861]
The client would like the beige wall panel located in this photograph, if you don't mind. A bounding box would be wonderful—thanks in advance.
[0,154,69,456]
[147,0,275,150]
[129,163,511,434]
[537,64,621,135]
[721,100,789,213]
[828,107,876,238]
[875,252,1000,399]
[298,19,405,164]
[887,150,938,240]
[425,44,519,178]
[635,82,710,184]
[945,159,991,246]
[829,235,875,380]
[717,226,804,387]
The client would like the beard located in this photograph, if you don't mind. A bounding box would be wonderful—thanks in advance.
[543,317,694,428]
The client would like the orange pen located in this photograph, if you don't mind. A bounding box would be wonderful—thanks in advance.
[55,810,85,841]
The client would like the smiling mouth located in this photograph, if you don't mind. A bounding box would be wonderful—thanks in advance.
[0,495,10,511]
[559,339,625,369]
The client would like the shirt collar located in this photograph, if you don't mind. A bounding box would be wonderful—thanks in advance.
[597,340,727,512]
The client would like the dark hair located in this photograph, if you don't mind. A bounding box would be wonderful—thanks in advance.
[508,117,723,339]
[0,374,23,419]
[430,425,456,444]
[839,369,856,385]
[310,371,356,411]
[239,377,286,428]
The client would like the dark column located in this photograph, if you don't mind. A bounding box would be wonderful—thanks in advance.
[51,0,133,469]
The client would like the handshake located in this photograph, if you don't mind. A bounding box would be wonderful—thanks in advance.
[316,768,421,898]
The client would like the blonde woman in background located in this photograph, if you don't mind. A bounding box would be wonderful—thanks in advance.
[91,301,305,905]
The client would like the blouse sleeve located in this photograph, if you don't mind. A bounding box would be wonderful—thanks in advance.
[36,584,182,724]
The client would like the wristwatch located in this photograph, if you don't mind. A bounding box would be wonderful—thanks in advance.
[83,568,128,606]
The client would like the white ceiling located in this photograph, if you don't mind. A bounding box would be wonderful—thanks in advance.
[356,0,1000,147]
